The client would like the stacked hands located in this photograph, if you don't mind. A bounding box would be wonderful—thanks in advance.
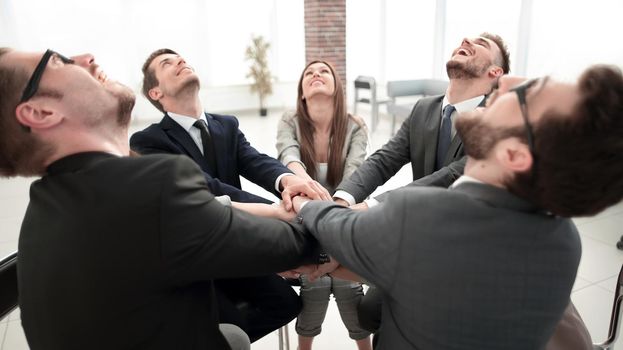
[274,175,363,282]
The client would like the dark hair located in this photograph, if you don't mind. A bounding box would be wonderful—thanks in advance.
[481,32,511,74]
[141,48,178,113]
[295,60,349,188]
[506,65,623,217]
[0,48,54,176]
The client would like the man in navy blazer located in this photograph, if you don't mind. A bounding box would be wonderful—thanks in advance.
[130,48,330,342]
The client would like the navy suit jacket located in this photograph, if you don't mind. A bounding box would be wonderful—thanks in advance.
[130,113,291,203]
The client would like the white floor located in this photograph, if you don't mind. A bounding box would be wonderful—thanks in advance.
[0,108,621,349]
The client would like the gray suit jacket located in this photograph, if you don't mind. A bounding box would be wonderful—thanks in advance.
[299,182,581,350]
[276,111,368,193]
[337,95,468,202]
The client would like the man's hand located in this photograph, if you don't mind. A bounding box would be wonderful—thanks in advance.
[350,202,369,211]
[308,258,340,282]
[279,264,319,279]
[280,175,331,211]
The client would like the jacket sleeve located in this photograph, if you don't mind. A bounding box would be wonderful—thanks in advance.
[131,130,272,204]
[336,106,415,202]
[229,118,292,197]
[299,198,403,292]
[373,156,466,202]
[275,111,305,168]
[159,156,319,283]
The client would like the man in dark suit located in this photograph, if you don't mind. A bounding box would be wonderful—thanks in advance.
[130,48,331,342]
[293,65,623,349]
[0,48,323,350]
[333,33,511,338]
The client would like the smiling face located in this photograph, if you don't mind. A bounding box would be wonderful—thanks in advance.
[456,75,579,162]
[446,36,502,80]
[147,53,199,103]
[8,49,134,129]
[300,61,336,100]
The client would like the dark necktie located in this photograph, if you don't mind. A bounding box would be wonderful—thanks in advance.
[193,119,218,175]
[436,104,455,170]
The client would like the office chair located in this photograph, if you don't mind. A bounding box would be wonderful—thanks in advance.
[593,263,623,349]
[0,251,18,321]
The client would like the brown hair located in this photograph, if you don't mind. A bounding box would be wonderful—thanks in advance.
[0,48,54,177]
[506,65,623,217]
[295,60,349,188]
[481,32,511,74]
[142,48,178,113]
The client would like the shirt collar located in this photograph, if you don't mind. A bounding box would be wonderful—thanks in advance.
[442,94,485,114]
[167,110,207,132]
[451,175,484,188]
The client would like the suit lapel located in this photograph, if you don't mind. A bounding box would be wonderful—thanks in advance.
[161,114,213,173]
[423,98,443,174]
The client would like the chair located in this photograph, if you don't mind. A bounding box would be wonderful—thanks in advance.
[593,263,623,349]
[276,278,301,350]
[353,76,389,132]
[0,251,18,321]
[386,79,448,135]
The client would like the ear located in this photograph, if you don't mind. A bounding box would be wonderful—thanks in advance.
[14,101,63,131]
[488,66,504,79]
[148,87,163,101]
[495,138,533,173]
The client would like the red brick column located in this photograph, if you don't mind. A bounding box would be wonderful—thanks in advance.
[304,0,346,84]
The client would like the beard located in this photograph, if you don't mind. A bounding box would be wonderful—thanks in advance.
[109,82,135,128]
[446,58,491,80]
[455,110,525,160]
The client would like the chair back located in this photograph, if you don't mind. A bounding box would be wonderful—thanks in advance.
[593,263,623,350]
[0,251,18,320]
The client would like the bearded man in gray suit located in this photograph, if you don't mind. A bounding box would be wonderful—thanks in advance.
[293,65,623,349]
[333,32,510,208]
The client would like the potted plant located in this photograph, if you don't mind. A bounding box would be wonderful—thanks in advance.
[245,35,273,117]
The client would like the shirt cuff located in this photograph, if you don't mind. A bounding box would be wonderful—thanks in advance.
[215,195,232,206]
[364,197,379,208]
[299,200,311,211]
[275,173,294,192]
[333,190,356,206]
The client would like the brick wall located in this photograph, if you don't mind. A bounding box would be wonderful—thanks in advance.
[304,0,346,84]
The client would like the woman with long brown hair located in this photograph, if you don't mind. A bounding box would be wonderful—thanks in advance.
[276,60,371,350]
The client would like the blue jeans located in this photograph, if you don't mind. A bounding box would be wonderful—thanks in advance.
[295,275,370,340]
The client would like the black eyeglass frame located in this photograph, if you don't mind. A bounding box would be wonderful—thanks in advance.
[509,77,545,178]
[19,49,73,103]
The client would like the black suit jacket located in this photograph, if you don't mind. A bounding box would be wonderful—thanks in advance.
[338,95,475,202]
[130,113,292,203]
[18,152,318,350]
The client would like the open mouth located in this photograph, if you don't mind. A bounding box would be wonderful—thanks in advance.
[310,78,324,86]
[457,48,472,56]
[96,70,108,84]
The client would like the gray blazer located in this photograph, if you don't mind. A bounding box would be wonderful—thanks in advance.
[337,95,468,203]
[299,182,581,350]
[276,111,368,193]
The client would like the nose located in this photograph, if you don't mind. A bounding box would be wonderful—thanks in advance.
[461,38,472,46]
[176,56,186,66]
[70,53,95,68]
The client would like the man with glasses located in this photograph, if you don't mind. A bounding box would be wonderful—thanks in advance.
[0,48,324,350]
[335,32,511,341]
[291,65,623,349]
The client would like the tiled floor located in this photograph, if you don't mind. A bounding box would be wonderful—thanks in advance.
[0,108,621,349]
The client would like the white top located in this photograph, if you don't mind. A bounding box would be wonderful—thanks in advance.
[441,95,485,138]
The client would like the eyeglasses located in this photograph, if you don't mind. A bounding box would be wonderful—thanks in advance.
[20,49,74,103]
[509,77,548,177]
